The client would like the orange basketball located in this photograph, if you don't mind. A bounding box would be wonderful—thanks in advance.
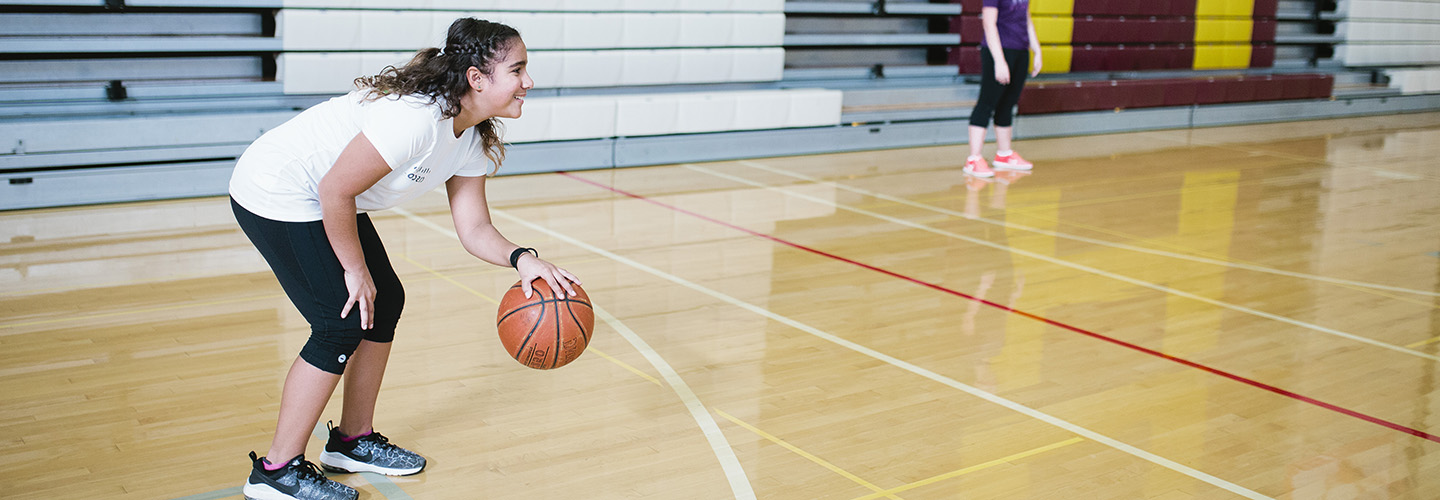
[496,280,594,369]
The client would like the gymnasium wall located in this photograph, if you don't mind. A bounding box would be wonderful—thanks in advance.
[950,0,1279,73]
[274,0,842,143]
[2,0,1440,210]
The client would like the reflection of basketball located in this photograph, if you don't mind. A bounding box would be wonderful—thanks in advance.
[496,280,594,370]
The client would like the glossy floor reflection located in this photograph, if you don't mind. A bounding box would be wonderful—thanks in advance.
[3,112,1440,499]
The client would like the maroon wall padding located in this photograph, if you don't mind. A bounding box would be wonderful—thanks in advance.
[1311,74,1335,98]
[1069,44,1194,72]
[1252,75,1284,101]
[1116,79,1167,108]
[1252,19,1277,43]
[960,0,1198,16]
[1193,77,1226,104]
[1161,79,1200,106]
[1227,76,1258,102]
[1163,79,1198,106]
[955,15,982,41]
[1071,17,1195,44]
[1272,74,1312,100]
[1018,74,1333,115]
[1250,43,1275,68]
[949,45,983,74]
[1071,0,1197,16]
[1086,79,1126,108]
[1016,82,1072,114]
[1253,0,1279,17]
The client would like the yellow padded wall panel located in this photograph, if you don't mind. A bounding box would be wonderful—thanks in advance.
[1227,0,1256,17]
[1195,19,1227,42]
[1030,0,1073,16]
[1194,44,1227,69]
[1038,45,1072,73]
[1196,19,1254,43]
[1223,44,1253,68]
[1229,19,1254,41]
[1195,0,1226,17]
[1033,16,1073,44]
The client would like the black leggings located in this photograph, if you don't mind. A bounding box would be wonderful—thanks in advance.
[232,198,404,375]
[969,48,1031,128]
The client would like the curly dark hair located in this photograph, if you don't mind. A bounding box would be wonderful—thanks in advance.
[355,18,522,171]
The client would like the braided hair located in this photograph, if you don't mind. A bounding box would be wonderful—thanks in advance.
[355,18,521,172]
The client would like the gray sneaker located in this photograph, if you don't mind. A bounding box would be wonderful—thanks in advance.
[318,421,427,476]
[243,452,357,500]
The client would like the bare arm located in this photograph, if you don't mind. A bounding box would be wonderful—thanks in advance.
[981,7,1011,84]
[446,174,580,298]
[1027,11,1043,76]
[317,132,393,330]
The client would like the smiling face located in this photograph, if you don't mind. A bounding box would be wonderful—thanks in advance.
[462,39,533,121]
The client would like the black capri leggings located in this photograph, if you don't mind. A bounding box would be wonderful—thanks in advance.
[232,198,404,375]
[969,48,1031,128]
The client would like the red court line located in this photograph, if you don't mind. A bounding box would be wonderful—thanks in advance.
[557,171,1440,445]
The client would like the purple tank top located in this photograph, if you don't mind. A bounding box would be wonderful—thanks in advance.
[981,0,1031,50]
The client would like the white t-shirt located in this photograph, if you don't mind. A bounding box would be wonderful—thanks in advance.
[230,90,491,222]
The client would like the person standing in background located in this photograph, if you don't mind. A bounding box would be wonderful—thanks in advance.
[965,0,1042,178]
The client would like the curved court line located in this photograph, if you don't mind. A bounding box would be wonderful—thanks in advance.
[555,172,1440,445]
[489,208,1272,499]
[695,164,1440,362]
[734,160,1440,299]
[594,306,758,500]
[394,206,756,500]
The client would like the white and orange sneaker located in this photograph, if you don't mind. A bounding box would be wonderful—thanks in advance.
[963,156,995,178]
[992,151,1033,171]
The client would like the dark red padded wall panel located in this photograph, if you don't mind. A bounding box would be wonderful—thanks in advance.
[1250,43,1275,67]
[1252,19,1277,43]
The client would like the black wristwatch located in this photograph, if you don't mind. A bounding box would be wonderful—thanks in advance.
[509,247,538,268]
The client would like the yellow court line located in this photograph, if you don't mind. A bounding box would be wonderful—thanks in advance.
[714,409,904,500]
[398,254,500,305]
[0,293,285,330]
[396,254,663,387]
[587,347,663,386]
[730,161,1440,307]
[1001,210,1440,310]
[850,437,1086,500]
[1406,336,1440,349]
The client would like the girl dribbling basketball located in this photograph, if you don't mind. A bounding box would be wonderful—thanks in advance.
[229,18,578,500]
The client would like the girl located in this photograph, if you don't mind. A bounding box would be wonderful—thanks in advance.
[965,0,1043,178]
[230,18,579,500]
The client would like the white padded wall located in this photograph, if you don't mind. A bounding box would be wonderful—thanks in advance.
[275,3,800,142]
[495,90,843,143]
[1337,44,1440,66]
[1339,0,1440,65]
[279,11,785,51]
[1386,68,1439,93]
[279,0,784,12]
[278,48,784,93]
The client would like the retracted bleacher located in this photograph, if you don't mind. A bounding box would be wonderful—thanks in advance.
[0,0,847,210]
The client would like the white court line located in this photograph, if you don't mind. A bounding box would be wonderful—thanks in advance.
[594,306,757,500]
[392,206,756,500]
[694,163,1440,363]
[485,207,1272,500]
[735,160,1440,298]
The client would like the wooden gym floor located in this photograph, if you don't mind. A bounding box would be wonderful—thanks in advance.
[3,112,1440,499]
